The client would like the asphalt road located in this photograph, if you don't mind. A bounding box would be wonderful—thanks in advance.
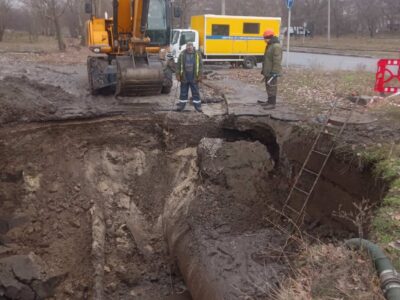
[283,51,379,72]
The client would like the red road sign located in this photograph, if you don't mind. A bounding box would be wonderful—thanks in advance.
[375,59,400,94]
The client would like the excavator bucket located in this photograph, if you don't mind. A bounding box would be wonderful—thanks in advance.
[116,55,165,97]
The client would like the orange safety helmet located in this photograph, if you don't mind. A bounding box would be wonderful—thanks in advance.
[263,29,275,38]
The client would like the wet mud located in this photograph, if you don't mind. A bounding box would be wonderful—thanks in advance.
[0,53,389,299]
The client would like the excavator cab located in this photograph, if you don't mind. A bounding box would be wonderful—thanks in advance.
[86,0,173,96]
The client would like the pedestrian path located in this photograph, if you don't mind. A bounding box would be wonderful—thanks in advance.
[204,76,377,125]
[206,78,304,122]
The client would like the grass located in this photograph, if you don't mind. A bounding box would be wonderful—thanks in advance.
[230,66,400,133]
[258,67,400,298]
[373,177,400,270]
[0,31,84,54]
[276,244,384,300]
[1,33,399,295]
[276,145,400,299]
[0,31,59,52]
[272,143,400,299]
[287,34,400,58]
[230,67,377,117]
[355,144,400,270]
[0,32,89,65]
[370,100,400,124]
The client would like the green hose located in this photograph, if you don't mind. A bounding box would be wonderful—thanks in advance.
[345,238,400,300]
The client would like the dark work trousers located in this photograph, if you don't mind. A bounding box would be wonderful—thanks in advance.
[179,80,201,108]
[265,75,278,104]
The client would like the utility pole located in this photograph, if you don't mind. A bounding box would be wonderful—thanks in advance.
[286,7,291,67]
[328,0,331,43]
[285,0,294,67]
[221,0,225,15]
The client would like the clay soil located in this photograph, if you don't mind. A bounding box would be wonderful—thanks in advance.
[0,49,291,299]
[0,48,398,299]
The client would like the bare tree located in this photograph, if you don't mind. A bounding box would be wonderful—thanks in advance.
[42,0,68,51]
[92,0,110,17]
[382,0,400,32]
[229,0,282,17]
[2,0,396,42]
[0,0,12,42]
[21,0,44,40]
[299,0,327,35]
[178,0,189,28]
[66,0,88,45]
[23,0,57,38]
[92,0,100,17]
[331,0,347,37]
[22,0,67,49]
[355,0,382,37]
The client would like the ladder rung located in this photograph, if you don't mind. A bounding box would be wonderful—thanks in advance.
[334,106,352,111]
[321,131,336,137]
[294,186,310,196]
[283,204,300,215]
[303,168,319,176]
[326,125,342,132]
[312,149,329,157]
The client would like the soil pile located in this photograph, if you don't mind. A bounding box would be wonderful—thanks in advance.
[0,120,190,299]
[164,138,288,300]
[0,76,76,124]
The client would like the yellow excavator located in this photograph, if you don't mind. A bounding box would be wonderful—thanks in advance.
[85,0,174,96]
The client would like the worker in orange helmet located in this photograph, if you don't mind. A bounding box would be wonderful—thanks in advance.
[258,28,282,109]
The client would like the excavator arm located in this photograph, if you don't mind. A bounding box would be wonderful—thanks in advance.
[86,0,173,96]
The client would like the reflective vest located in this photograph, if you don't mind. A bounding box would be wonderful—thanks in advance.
[179,50,201,78]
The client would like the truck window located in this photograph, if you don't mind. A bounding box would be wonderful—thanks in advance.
[212,25,229,36]
[243,23,260,34]
[181,31,196,44]
[147,0,168,45]
[172,31,180,44]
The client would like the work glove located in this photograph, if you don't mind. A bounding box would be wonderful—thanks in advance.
[176,75,181,82]
[197,76,202,83]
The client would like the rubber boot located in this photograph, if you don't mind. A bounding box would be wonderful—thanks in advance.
[176,102,186,112]
[264,96,276,109]
[194,104,202,113]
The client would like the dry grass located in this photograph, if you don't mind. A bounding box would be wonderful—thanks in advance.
[228,67,376,115]
[228,66,400,132]
[0,34,89,65]
[369,94,400,122]
[0,31,60,52]
[229,66,399,300]
[0,32,89,65]
[275,243,384,300]
[287,34,400,58]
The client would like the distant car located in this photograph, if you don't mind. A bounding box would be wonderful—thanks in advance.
[282,26,311,37]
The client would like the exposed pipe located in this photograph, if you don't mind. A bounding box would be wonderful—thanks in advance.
[345,238,400,300]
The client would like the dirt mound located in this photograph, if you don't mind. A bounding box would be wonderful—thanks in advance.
[0,253,66,299]
[0,76,76,124]
[0,67,390,299]
[0,119,191,299]
[0,114,291,299]
[164,138,288,300]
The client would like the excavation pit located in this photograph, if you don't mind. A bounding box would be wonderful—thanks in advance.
[0,114,387,299]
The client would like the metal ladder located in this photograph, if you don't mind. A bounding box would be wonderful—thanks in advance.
[280,98,361,230]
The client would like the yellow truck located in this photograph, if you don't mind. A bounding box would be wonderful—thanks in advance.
[171,14,281,69]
